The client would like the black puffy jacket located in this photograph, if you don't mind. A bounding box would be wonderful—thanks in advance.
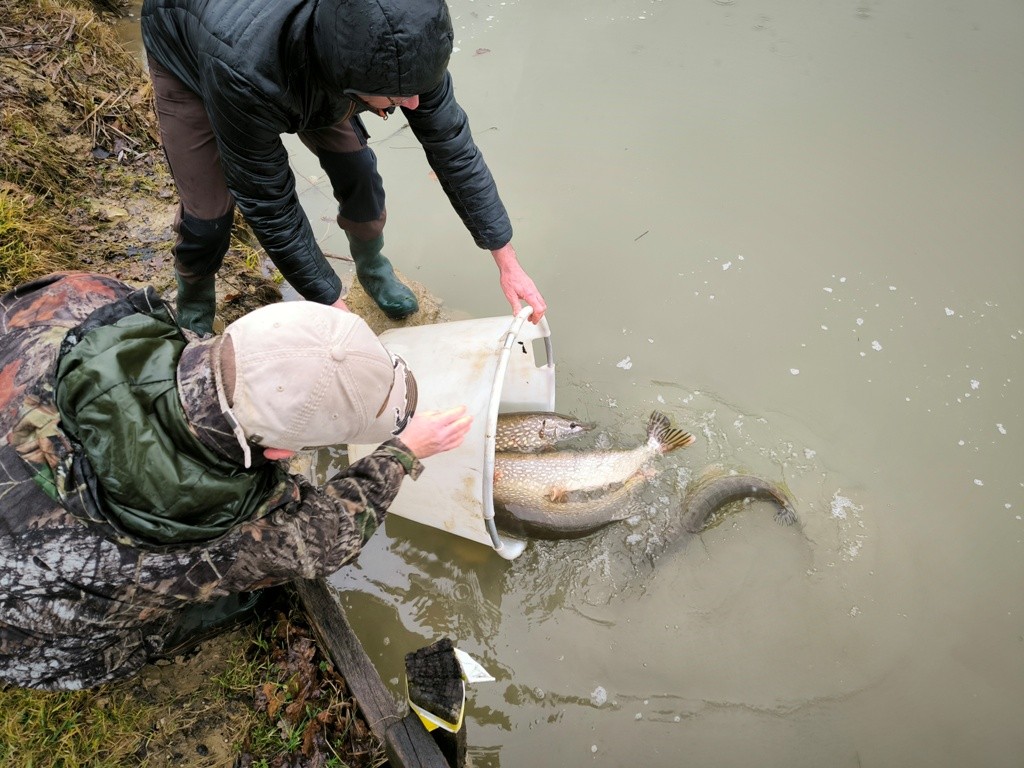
[141,0,513,304]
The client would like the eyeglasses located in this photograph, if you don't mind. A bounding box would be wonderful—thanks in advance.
[347,92,414,119]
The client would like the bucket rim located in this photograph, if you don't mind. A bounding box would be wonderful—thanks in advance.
[481,305,550,559]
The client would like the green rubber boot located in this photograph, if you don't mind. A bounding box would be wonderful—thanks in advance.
[348,233,418,320]
[175,271,216,336]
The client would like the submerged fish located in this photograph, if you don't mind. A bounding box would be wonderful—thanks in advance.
[648,467,798,558]
[494,411,594,453]
[494,470,650,539]
[679,468,797,532]
[492,411,695,537]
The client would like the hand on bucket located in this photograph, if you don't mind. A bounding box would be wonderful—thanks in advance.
[491,244,547,323]
[398,406,473,458]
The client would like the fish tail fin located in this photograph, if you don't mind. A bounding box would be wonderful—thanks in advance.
[775,505,799,526]
[648,411,697,454]
[767,482,798,525]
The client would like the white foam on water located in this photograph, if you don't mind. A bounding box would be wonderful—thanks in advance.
[590,686,608,707]
[828,493,867,562]
[624,531,646,546]
[831,493,861,520]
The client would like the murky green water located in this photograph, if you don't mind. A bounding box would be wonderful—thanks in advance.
[126,1,1024,765]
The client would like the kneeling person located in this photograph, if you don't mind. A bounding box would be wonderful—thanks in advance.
[0,271,471,690]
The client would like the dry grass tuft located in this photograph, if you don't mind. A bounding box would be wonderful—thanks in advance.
[0,0,160,292]
[0,0,157,158]
[0,187,76,287]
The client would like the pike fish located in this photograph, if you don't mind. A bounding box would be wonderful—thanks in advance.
[648,467,799,558]
[492,411,696,538]
[678,468,798,533]
[494,470,651,539]
[494,411,594,453]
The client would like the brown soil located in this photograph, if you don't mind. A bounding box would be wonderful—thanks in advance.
[130,631,253,768]
[128,597,386,768]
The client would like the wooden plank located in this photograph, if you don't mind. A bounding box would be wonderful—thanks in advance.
[386,713,456,768]
[292,578,451,768]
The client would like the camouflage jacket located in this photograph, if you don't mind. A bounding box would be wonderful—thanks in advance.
[0,273,422,690]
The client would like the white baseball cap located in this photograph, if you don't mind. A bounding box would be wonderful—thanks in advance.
[212,302,417,467]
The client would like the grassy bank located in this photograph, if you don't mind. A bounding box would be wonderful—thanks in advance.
[0,1,383,765]
[0,599,385,767]
[0,0,160,291]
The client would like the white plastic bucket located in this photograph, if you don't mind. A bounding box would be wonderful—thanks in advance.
[347,306,554,559]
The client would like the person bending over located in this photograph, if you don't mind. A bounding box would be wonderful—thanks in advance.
[0,271,472,690]
[141,0,547,330]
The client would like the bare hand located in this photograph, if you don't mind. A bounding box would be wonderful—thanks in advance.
[331,296,351,312]
[491,243,547,323]
[397,406,473,459]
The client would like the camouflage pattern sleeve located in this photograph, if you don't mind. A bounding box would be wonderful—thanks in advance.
[216,439,423,591]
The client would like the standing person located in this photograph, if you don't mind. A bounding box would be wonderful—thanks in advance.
[0,271,472,690]
[140,0,547,333]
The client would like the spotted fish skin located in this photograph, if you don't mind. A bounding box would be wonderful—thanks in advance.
[494,411,594,453]
[492,411,696,538]
[494,472,649,539]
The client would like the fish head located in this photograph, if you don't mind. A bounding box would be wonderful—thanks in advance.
[541,416,595,444]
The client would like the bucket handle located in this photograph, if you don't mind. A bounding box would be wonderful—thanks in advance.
[481,305,543,560]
